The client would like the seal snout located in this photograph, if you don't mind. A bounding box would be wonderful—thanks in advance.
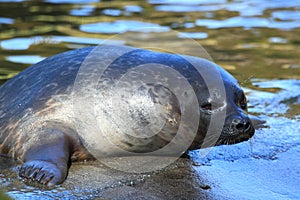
[231,116,252,134]
[218,114,255,145]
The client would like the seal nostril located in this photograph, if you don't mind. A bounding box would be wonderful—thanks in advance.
[234,119,251,132]
[235,122,244,131]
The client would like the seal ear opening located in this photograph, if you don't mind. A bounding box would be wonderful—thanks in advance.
[248,114,266,129]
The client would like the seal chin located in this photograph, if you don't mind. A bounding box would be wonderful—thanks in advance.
[216,128,255,146]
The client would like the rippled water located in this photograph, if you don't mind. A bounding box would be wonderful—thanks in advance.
[0,0,299,199]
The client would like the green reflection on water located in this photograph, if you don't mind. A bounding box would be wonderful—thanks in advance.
[0,1,299,87]
[0,190,12,200]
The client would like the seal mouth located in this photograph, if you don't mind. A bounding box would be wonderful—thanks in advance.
[216,129,255,146]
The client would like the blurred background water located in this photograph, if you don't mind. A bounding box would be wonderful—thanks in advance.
[0,0,299,199]
[0,0,299,85]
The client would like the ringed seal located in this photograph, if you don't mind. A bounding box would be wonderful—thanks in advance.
[0,45,255,186]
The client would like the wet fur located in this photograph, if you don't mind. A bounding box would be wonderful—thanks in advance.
[0,45,254,185]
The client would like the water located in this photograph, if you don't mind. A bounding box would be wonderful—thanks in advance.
[0,0,299,199]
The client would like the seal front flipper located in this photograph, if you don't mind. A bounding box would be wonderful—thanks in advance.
[19,127,71,186]
[19,160,67,186]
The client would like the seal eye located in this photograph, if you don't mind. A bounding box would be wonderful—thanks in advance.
[201,103,212,111]
[239,92,247,110]
[240,98,247,110]
[240,102,247,110]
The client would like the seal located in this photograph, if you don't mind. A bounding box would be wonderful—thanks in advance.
[0,45,255,186]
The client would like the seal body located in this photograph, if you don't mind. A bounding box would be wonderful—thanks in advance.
[0,45,254,186]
